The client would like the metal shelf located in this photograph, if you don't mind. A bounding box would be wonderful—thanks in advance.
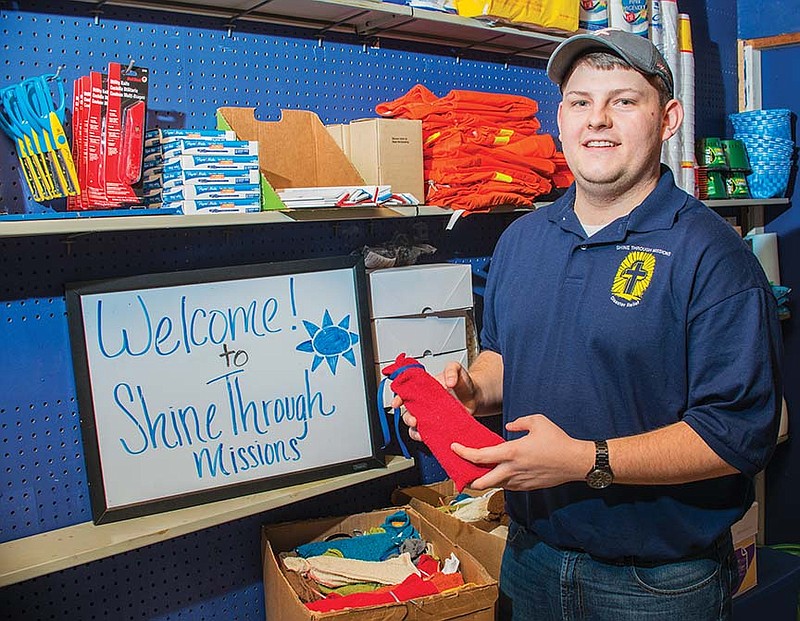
[85,0,568,59]
[700,198,790,208]
[0,455,414,588]
[0,198,789,238]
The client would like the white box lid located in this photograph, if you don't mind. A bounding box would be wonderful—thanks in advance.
[369,263,473,318]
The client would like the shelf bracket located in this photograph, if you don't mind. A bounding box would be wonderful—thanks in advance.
[356,15,414,38]
[226,0,278,38]
[90,0,109,25]
[315,9,370,38]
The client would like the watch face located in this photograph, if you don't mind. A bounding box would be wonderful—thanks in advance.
[586,468,613,489]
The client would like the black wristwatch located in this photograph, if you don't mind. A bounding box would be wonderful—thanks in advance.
[586,440,614,489]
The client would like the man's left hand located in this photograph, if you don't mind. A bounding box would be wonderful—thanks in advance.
[451,414,594,491]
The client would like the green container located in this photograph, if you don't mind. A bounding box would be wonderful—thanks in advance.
[724,172,751,198]
[722,139,751,172]
[706,170,728,198]
[697,137,728,170]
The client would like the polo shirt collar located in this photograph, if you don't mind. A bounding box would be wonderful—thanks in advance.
[549,167,687,237]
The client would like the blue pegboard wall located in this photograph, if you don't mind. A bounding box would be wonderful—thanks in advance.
[0,1,738,619]
[0,3,547,613]
[0,0,560,215]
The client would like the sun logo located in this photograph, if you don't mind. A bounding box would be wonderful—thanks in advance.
[611,251,655,304]
[296,310,360,374]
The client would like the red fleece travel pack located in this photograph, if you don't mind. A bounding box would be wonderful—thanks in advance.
[382,353,504,491]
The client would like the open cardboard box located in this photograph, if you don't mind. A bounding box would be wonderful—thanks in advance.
[217,107,365,211]
[731,502,759,597]
[392,481,507,581]
[262,505,498,620]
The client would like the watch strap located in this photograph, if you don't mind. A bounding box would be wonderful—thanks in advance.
[594,439,610,469]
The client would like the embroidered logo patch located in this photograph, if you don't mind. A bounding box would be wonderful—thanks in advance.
[611,251,655,307]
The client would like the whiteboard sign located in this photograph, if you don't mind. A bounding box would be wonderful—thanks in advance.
[66,256,384,524]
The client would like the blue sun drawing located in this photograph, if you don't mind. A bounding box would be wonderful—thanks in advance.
[295,309,360,374]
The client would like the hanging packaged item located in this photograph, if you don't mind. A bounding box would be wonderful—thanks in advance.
[455,0,579,32]
[0,72,81,202]
[69,62,149,210]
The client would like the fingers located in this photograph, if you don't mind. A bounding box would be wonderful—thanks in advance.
[390,395,403,409]
[450,444,505,490]
[401,410,421,442]
[505,413,542,433]
[442,361,463,389]
[451,441,505,465]
[469,470,500,490]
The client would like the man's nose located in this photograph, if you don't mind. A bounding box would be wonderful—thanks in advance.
[587,106,611,130]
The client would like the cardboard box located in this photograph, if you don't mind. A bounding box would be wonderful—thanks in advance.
[262,506,498,620]
[392,481,507,581]
[348,118,425,202]
[325,123,350,156]
[217,107,364,190]
[369,264,474,319]
[731,502,759,597]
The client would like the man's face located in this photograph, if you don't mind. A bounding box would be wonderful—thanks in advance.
[557,62,674,198]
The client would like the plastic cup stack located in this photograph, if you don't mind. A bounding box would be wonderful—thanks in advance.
[729,109,795,199]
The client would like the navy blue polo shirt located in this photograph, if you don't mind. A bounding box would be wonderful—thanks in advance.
[481,169,782,561]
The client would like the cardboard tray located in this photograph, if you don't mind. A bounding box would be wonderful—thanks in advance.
[392,481,507,581]
[262,505,498,620]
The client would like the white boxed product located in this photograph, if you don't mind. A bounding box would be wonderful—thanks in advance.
[162,169,260,188]
[369,263,473,319]
[372,316,466,363]
[166,198,262,214]
[162,183,260,201]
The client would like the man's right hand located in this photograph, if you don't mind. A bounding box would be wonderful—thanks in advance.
[392,360,479,442]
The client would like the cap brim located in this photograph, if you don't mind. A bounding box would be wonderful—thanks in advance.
[546,33,673,96]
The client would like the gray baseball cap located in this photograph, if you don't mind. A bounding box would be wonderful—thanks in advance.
[547,28,674,97]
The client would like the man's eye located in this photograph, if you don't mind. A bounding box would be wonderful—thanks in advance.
[617,99,634,106]
[572,100,589,107]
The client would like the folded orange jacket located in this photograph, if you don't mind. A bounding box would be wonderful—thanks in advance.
[427,180,549,212]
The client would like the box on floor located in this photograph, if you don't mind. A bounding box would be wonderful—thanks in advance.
[732,502,759,597]
[262,505,498,620]
[392,480,507,581]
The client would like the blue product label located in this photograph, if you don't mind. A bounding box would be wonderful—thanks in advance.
[622,0,648,33]
[162,182,260,201]
[579,0,608,29]
[164,198,262,214]
[167,154,260,169]
[162,169,260,188]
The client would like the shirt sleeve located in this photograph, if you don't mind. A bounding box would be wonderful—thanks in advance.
[682,287,783,478]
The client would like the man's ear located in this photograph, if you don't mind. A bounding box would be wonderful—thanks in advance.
[661,98,684,143]
[556,101,564,135]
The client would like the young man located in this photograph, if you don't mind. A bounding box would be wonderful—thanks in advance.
[400,29,782,620]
